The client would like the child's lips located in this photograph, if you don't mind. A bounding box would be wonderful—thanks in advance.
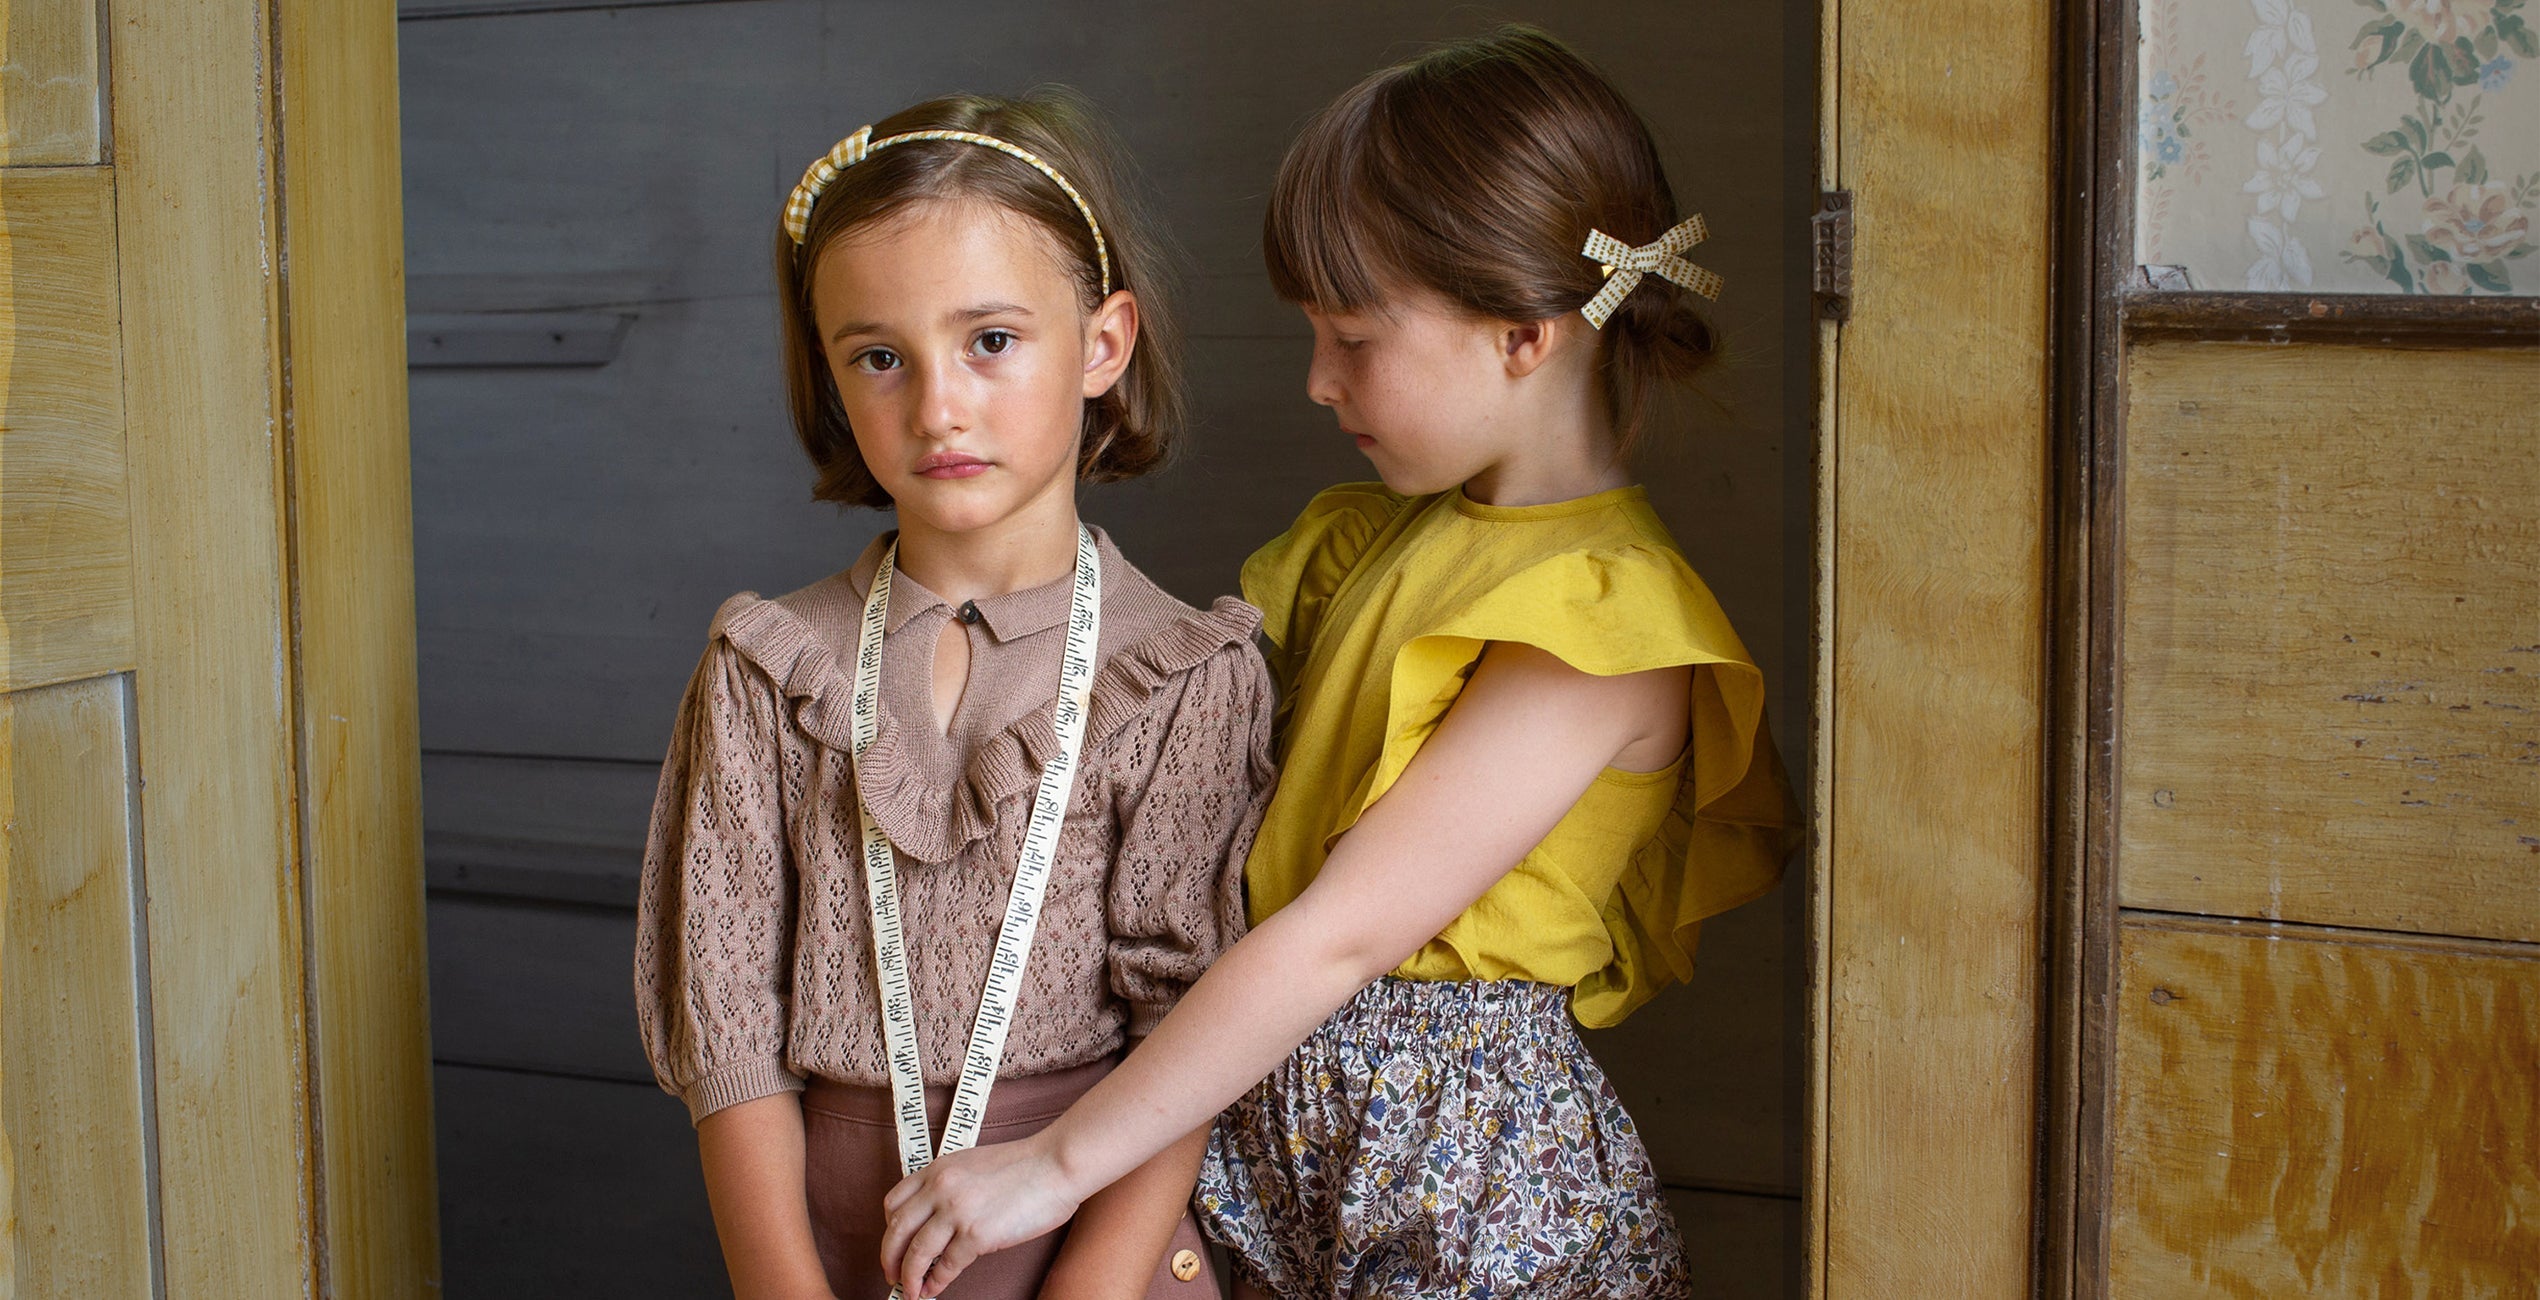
[1344,428,1376,449]
[916,453,991,479]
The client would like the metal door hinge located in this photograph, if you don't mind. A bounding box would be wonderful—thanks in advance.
[1812,191,1854,322]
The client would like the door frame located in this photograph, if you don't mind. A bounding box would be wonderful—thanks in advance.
[109,0,436,1292]
[1807,0,2057,1294]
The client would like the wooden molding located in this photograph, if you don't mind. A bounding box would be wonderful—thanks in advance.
[2042,0,2123,1293]
[2120,291,2540,344]
[276,0,442,1291]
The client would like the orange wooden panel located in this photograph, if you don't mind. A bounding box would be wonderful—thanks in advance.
[0,165,132,691]
[2110,916,2538,1298]
[2118,342,2540,942]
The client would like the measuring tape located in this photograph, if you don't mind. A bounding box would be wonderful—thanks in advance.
[849,525,1100,1293]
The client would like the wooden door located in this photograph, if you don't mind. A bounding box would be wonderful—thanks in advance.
[2044,1,2539,1296]
[0,1,437,1294]
[1813,0,2536,1292]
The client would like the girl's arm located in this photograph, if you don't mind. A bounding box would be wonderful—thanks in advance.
[881,641,1689,1296]
[1034,1123,1212,1300]
[696,1093,837,1300]
[635,639,823,1297]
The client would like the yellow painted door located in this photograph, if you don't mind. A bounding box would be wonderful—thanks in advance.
[1,0,436,1294]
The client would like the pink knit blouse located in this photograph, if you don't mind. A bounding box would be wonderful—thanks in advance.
[634,530,1274,1123]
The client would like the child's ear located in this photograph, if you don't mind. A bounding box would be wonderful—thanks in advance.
[1498,314,1567,379]
[1082,289,1140,399]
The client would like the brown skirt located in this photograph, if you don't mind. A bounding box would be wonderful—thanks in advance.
[804,1057,1217,1300]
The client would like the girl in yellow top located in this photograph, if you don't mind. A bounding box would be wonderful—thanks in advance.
[883,27,1802,1299]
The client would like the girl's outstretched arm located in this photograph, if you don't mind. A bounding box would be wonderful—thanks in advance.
[696,1092,837,1300]
[881,641,1690,1297]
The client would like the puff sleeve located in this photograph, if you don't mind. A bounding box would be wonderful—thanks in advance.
[1102,637,1278,1037]
[633,630,809,1123]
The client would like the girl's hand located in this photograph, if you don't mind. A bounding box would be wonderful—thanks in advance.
[880,1134,1085,1298]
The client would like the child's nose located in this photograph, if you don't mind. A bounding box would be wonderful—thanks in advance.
[1304,348,1345,409]
[910,357,974,437]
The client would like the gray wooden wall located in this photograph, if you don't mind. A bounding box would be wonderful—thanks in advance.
[400,2,1814,1294]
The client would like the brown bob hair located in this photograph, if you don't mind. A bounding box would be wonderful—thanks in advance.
[1264,26,1717,453]
[776,90,1183,508]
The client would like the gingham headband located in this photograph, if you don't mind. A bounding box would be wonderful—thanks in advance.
[783,126,1113,297]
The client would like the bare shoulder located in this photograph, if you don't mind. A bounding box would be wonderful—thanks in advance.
[1466,641,1690,771]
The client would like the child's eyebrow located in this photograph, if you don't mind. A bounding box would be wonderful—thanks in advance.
[951,302,1034,323]
[827,303,1036,344]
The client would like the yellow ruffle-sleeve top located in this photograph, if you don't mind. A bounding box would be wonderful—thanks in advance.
[1240,482,1803,1027]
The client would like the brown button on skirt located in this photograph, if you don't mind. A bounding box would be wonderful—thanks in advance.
[804,1056,1217,1300]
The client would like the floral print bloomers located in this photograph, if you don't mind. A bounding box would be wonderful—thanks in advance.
[1195,978,1691,1299]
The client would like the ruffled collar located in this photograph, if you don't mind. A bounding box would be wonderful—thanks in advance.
[707,540,1260,866]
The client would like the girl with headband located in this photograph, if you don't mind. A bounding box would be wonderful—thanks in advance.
[883,28,1803,1300]
[634,89,1268,1299]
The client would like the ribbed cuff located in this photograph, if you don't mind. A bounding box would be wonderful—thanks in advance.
[682,1058,807,1125]
[1126,1000,1172,1040]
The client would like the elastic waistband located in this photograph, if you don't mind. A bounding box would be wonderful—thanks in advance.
[1316,976,1573,1051]
[801,1055,1115,1129]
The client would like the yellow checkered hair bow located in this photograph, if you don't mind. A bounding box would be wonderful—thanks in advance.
[1578,216,1721,328]
[782,126,1111,297]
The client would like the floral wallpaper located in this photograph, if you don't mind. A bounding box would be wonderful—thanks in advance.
[2137,0,2538,293]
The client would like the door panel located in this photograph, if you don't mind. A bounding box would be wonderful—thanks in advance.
[2109,917,2539,1297]
[2117,342,2539,942]
[1,675,151,1297]
[0,166,130,692]
[0,0,101,166]
[2058,0,2540,1294]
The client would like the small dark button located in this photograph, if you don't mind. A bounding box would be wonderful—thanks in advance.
[956,600,982,625]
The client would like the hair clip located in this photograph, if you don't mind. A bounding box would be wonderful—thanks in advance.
[1578,216,1721,328]
[783,126,1112,297]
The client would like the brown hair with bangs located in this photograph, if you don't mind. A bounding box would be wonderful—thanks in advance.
[776,89,1183,508]
[1264,25,1715,453]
